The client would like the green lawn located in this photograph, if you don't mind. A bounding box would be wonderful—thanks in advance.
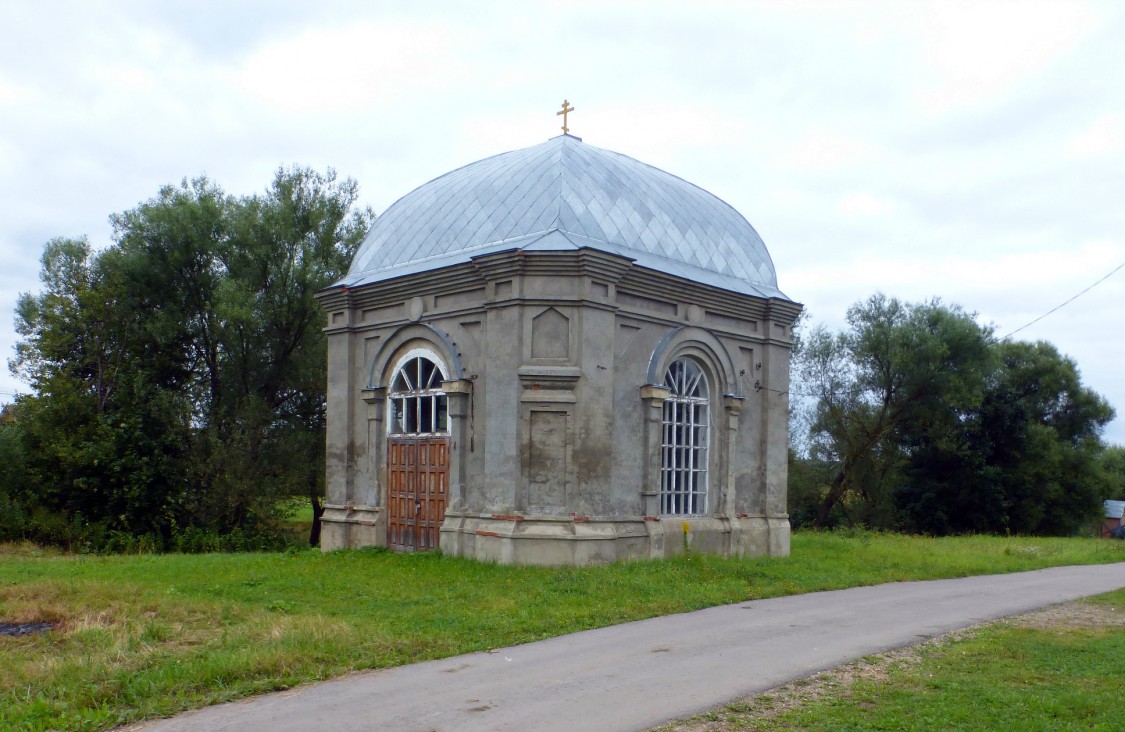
[1,533,1123,731]
[279,501,316,528]
[674,588,1125,731]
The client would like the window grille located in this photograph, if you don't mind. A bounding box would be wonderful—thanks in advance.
[388,356,449,435]
[660,358,709,515]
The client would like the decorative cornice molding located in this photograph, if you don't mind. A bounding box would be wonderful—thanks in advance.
[320,248,804,341]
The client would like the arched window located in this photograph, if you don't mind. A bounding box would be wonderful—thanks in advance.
[661,357,709,515]
[388,355,448,435]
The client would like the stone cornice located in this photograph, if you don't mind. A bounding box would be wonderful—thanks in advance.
[319,249,804,338]
[616,270,803,325]
[763,298,804,324]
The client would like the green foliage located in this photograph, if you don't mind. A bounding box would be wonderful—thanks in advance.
[0,417,31,537]
[792,294,1115,535]
[794,294,996,528]
[787,450,839,529]
[1098,446,1125,498]
[7,168,374,549]
[0,533,1121,730]
[899,340,1115,536]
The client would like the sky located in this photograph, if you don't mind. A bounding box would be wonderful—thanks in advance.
[1,0,1123,444]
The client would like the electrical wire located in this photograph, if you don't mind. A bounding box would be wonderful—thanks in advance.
[997,260,1125,341]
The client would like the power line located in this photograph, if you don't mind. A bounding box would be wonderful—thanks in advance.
[997,260,1125,341]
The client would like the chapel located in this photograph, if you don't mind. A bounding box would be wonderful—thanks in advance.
[316,117,802,565]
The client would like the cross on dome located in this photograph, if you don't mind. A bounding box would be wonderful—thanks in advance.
[557,100,574,134]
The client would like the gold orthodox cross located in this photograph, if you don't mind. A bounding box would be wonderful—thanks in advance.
[557,99,574,134]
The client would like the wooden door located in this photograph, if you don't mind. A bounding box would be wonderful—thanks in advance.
[387,436,449,551]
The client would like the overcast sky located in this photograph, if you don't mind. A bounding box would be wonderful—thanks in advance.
[2,0,1123,444]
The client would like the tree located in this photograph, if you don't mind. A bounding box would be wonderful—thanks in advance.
[12,238,130,411]
[898,340,1115,535]
[795,294,995,528]
[109,167,373,543]
[793,293,1116,536]
[1101,446,1125,500]
[10,238,194,541]
[0,404,31,539]
[10,167,374,548]
[206,167,370,542]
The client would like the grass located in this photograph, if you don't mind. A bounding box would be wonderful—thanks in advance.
[1,532,1123,730]
[284,503,316,525]
[277,501,315,545]
[663,588,1125,731]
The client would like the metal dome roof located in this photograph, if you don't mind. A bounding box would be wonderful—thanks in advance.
[341,134,786,299]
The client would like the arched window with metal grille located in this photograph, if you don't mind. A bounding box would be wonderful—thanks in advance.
[661,357,710,515]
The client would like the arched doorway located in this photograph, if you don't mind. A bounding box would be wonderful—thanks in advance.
[386,351,450,551]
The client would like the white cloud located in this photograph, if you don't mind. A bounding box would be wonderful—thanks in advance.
[837,192,898,219]
[780,131,881,171]
[95,64,156,94]
[1066,113,1125,157]
[233,21,466,115]
[910,0,1099,113]
[0,75,32,104]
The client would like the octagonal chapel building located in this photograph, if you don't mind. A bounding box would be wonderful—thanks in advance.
[316,133,802,564]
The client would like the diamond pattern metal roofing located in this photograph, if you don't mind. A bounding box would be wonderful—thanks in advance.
[342,135,787,299]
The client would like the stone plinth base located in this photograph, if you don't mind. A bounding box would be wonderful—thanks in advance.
[438,512,790,565]
[319,504,385,551]
[320,507,790,564]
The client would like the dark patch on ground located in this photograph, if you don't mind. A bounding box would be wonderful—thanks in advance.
[0,621,52,637]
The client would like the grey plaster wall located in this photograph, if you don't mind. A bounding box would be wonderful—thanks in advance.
[316,249,801,564]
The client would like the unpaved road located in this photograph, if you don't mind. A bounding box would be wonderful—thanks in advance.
[128,562,1125,732]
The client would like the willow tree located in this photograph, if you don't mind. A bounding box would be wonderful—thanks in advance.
[797,294,995,528]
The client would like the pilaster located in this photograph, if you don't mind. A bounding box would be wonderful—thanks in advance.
[721,394,744,516]
[639,384,671,517]
[442,378,474,511]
